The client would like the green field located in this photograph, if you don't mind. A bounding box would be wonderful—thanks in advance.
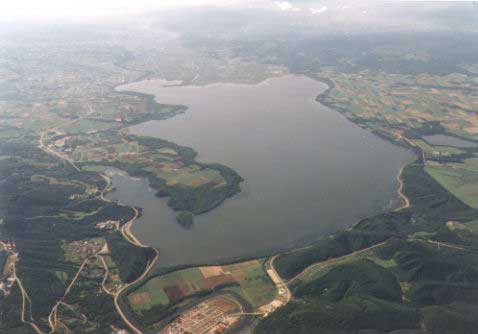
[128,259,276,315]
[425,159,478,208]
[160,166,224,187]
[464,220,478,233]
[228,264,277,307]
[289,246,396,287]
[414,139,466,157]
[59,119,119,133]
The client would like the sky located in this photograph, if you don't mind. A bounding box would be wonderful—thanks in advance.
[1,0,475,24]
[0,0,250,21]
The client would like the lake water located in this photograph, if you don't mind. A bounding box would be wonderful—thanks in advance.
[114,75,415,268]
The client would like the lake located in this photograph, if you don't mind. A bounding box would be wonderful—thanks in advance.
[113,75,415,268]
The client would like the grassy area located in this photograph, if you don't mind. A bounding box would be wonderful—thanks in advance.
[227,264,277,307]
[59,119,119,133]
[160,167,224,188]
[127,259,276,317]
[414,139,466,157]
[425,159,478,208]
[463,220,478,233]
[2,114,70,132]
[81,165,108,173]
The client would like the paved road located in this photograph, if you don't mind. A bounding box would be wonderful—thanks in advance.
[286,241,389,285]
[35,118,158,334]
[266,255,292,305]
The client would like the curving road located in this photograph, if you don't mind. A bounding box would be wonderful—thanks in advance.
[286,241,389,285]
[266,255,292,305]
[0,242,45,334]
[35,118,158,334]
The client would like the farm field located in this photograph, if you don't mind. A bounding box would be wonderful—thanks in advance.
[128,259,276,315]
[58,119,120,134]
[51,127,225,190]
[320,69,478,140]
[44,121,241,220]
[425,158,478,208]
[413,139,466,158]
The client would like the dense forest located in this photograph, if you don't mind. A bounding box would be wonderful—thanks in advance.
[0,130,153,332]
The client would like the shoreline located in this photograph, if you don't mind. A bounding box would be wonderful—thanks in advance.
[98,172,159,334]
[109,73,418,332]
[113,73,416,265]
[313,74,416,210]
[395,165,411,211]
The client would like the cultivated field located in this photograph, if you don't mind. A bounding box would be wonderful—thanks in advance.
[425,159,478,208]
[413,139,466,158]
[128,259,276,315]
[320,69,478,140]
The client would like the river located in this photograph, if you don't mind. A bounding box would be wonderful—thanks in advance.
[111,75,415,268]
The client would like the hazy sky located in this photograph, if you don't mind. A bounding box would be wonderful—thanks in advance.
[2,0,475,30]
[0,0,252,21]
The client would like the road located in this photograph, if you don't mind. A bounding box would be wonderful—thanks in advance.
[47,258,89,333]
[424,239,472,252]
[285,237,476,288]
[37,111,93,172]
[39,130,80,171]
[0,242,45,334]
[266,256,291,305]
[98,172,159,334]
[99,173,145,247]
[98,255,115,296]
[287,241,389,285]
[113,249,159,334]
[34,116,158,334]
[38,103,100,172]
